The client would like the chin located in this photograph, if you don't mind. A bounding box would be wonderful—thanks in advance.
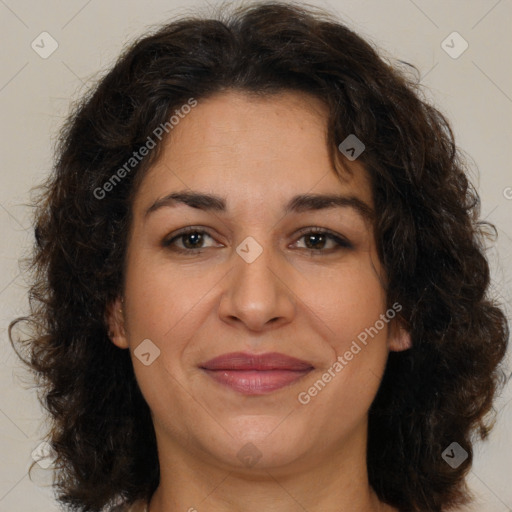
[199,415,311,471]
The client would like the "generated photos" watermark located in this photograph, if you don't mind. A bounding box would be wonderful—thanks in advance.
[298,302,402,404]
[93,98,198,200]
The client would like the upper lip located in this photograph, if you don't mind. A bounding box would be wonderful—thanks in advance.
[200,352,314,371]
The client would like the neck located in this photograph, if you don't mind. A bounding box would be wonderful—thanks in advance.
[147,422,395,512]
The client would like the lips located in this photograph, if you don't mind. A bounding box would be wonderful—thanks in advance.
[201,352,313,371]
[200,352,314,395]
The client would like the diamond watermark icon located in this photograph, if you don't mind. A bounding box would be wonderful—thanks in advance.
[31,441,55,469]
[236,236,263,264]
[237,442,263,467]
[31,32,59,59]
[441,32,468,59]
[442,442,468,469]
[338,134,365,161]
[134,338,161,366]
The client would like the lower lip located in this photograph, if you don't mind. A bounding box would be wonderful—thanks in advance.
[203,369,312,395]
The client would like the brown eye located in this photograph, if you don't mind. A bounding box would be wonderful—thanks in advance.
[293,228,353,253]
[178,231,206,249]
[162,228,217,253]
[162,226,352,255]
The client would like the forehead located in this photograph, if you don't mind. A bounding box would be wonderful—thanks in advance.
[133,90,372,214]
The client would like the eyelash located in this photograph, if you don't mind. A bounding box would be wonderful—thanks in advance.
[162,226,353,255]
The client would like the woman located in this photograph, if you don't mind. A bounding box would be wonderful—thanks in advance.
[9,2,509,511]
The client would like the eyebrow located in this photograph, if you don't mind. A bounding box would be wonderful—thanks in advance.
[144,190,374,221]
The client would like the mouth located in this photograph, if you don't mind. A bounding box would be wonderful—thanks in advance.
[199,352,314,395]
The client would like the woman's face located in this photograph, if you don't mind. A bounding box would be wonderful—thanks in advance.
[110,90,410,472]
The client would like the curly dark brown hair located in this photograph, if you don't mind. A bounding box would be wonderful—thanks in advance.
[9,1,509,511]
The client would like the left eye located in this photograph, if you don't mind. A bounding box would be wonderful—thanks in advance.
[292,229,352,251]
[162,228,352,253]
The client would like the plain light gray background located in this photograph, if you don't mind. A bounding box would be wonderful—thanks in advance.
[1,0,511,511]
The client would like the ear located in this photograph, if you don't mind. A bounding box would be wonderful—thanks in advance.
[387,319,412,352]
[106,297,129,349]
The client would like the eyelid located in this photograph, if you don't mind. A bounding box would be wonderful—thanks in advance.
[292,226,352,246]
[162,225,353,254]
[162,226,220,248]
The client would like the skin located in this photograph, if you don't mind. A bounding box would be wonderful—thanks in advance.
[109,90,411,512]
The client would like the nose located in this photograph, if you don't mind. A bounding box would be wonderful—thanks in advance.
[217,236,296,332]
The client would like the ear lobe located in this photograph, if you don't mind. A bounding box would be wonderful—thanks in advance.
[388,320,412,352]
[106,297,129,349]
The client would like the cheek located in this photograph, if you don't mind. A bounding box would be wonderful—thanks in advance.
[301,267,389,429]
[123,247,208,337]
[314,257,387,346]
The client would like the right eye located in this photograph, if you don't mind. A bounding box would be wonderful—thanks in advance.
[162,227,220,253]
